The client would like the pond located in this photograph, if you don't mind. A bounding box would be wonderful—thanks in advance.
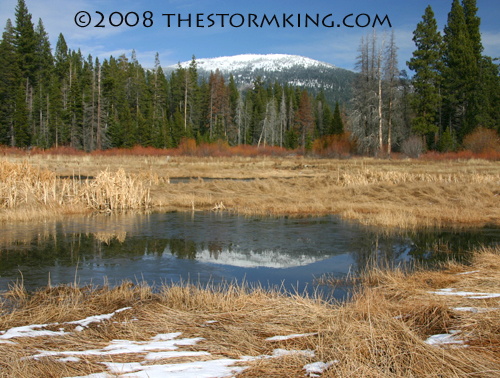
[1,212,499,298]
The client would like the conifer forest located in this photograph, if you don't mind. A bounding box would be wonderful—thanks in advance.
[0,0,499,155]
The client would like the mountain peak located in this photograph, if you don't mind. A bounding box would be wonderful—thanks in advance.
[167,53,338,73]
[164,53,355,107]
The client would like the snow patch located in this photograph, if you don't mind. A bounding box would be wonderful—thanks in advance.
[425,331,464,346]
[266,332,318,341]
[453,307,499,313]
[303,361,338,377]
[272,349,315,358]
[429,288,500,299]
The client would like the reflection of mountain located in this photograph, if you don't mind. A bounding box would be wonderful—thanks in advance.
[193,249,324,269]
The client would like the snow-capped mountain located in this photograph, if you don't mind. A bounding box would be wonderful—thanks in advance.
[173,54,337,73]
[164,54,356,106]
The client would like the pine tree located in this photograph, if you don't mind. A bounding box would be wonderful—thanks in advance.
[33,18,53,147]
[13,82,30,147]
[330,101,344,135]
[407,5,442,142]
[54,33,69,81]
[0,19,20,145]
[68,68,83,147]
[442,0,477,140]
[14,0,36,85]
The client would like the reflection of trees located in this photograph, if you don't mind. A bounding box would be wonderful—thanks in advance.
[349,228,500,273]
[208,241,223,259]
[0,234,163,275]
[349,231,409,273]
[168,239,197,260]
[405,230,499,265]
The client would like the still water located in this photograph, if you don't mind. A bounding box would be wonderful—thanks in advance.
[1,212,499,296]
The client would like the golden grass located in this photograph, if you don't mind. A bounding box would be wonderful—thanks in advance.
[0,160,154,221]
[3,154,500,228]
[1,246,500,377]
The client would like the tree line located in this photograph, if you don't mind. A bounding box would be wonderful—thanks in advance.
[349,0,500,155]
[0,0,498,154]
[0,0,345,152]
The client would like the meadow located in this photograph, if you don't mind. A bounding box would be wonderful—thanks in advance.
[2,148,500,229]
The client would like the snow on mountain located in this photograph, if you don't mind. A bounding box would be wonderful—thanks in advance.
[168,54,339,74]
[164,53,356,106]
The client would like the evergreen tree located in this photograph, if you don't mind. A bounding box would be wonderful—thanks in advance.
[68,68,83,147]
[54,33,69,81]
[0,19,20,145]
[407,5,442,141]
[442,0,477,140]
[13,82,30,147]
[330,101,344,135]
[14,0,36,85]
[33,18,53,147]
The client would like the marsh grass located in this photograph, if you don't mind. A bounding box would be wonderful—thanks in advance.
[1,247,500,377]
[3,155,500,228]
[0,160,154,221]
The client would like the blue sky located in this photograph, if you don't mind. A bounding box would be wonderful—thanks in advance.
[1,0,499,71]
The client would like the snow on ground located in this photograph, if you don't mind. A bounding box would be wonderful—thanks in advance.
[0,307,133,342]
[303,361,338,377]
[0,323,67,340]
[265,332,318,341]
[2,308,341,377]
[428,288,500,299]
[425,330,465,347]
[67,307,132,328]
[453,307,500,313]
[272,349,315,358]
[31,333,204,360]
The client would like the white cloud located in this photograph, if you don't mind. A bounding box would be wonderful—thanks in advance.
[482,31,500,58]
[272,25,417,71]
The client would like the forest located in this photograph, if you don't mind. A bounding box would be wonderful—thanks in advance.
[0,0,499,156]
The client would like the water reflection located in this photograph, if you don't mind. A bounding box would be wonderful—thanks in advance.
[0,212,499,294]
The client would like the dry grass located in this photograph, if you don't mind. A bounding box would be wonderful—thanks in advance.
[1,246,500,377]
[2,154,500,228]
[0,160,154,221]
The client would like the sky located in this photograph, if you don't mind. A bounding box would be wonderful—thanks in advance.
[1,0,500,71]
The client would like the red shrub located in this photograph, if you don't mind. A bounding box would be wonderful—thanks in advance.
[463,127,500,154]
[312,133,353,158]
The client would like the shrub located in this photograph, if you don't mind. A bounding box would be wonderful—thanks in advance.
[401,136,423,158]
[463,127,500,154]
[312,133,352,158]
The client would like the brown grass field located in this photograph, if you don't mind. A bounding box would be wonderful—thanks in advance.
[2,153,500,229]
[1,152,500,377]
[0,246,499,377]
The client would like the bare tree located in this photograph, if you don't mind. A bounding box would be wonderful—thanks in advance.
[279,90,287,147]
[384,30,399,155]
[349,30,387,155]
